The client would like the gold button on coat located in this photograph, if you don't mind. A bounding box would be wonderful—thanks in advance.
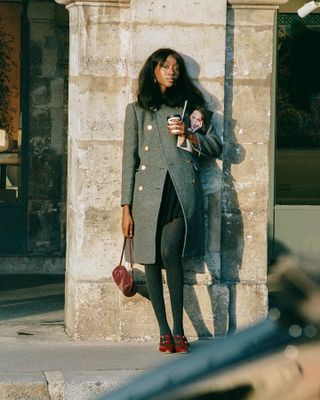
[144,145,149,151]
[192,179,196,184]
[141,165,146,170]
[147,124,152,131]
[138,185,143,191]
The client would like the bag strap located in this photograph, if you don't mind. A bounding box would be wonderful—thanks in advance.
[119,237,134,272]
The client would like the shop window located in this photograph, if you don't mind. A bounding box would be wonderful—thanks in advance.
[276,14,320,205]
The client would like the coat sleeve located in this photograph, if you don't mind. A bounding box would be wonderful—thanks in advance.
[191,114,223,159]
[121,103,140,206]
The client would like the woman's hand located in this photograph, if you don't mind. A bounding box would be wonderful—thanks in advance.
[168,120,186,137]
[168,120,199,145]
[122,205,134,237]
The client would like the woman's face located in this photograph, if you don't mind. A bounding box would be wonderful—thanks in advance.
[190,110,204,131]
[154,55,180,93]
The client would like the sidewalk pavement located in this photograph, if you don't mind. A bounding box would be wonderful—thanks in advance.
[0,275,320,400]
[0,329,187,400]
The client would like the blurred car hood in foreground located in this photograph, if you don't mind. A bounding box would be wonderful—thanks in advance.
[99,255,320,400]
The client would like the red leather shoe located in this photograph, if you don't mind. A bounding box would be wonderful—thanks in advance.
[159,334,175,353]
[173,335,189,353]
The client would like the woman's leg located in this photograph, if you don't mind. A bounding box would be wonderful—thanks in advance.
[144,263,171,336]
[160,217,185,336]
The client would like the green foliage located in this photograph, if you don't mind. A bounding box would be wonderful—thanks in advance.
[0,17,15,135]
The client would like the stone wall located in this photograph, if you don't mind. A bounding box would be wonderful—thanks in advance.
[27,0,68,259]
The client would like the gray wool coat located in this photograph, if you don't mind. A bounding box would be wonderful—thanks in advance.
[121,102,222,264]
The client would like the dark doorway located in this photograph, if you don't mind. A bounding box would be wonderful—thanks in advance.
[0,1,28,254]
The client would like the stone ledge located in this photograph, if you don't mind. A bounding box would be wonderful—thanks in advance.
[0,257,65,274]
[0,373,50,400]
[55,0,130,6]
[228,0,289,5]
[228,0,288,9]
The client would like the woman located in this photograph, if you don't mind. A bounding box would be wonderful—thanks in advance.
[121,48,222,353]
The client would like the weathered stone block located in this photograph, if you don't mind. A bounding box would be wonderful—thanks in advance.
[28,200,62,255]
[68,79,128,140]
[76,77,128,141]
[184,284,229,337]
[223,143,269,213]
[183,256,218,285]
[74,207,122,279]
[231,26,274,80]
[0,378,50,400]
[224,83,272,144]
[240,211,268,283]
[64,271,74,330]
[50,107,66,152]
[75,140,122,209]
[44,371,65,400]
[42,49,59,78]
[68,5,130,78]
[29,41,43,75]
[29,111,52,143]
[221,212,243,283]
[229,282,268,330]
[30,149,62,199]
[30,78,51,107]
[207,191,222,253]
[28,1,55,21]
[65,198,122,280]
[68,2,129,24]
[221,211,267,284]
[67,280,120,341]
[227,8,276,27]
[51,77,65,107]
[198,79,225,121]
[132,0,227,25]
[201,159,224,193]
[205,253,221,282]
[78,30,130,78]
[119,289,158,340]
[130,25,226,79]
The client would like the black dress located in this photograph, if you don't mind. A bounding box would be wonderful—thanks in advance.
[158,172,183,227]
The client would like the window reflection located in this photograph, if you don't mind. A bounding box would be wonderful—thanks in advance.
[0,4,21,202]
[276,15,320,205]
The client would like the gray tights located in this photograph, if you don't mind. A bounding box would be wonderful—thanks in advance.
[144,216,185,336]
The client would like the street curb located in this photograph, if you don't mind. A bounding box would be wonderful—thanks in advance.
[0,370,141,400]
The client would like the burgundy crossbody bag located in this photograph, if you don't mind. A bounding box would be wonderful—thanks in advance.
[112,237,137,297]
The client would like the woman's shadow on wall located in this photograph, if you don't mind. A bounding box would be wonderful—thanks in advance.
[178,52,245,338]
[133,47,245,339]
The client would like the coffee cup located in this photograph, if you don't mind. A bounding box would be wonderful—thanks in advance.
[167,114,181,134]
[167,114,181,124]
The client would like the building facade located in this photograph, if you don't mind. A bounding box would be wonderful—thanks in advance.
[57,0,289,340]
[5,0,317,341]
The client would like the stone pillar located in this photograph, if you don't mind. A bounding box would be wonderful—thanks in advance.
[55,0,131,340]
[57,0,230,340]
[224,0,288,329]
